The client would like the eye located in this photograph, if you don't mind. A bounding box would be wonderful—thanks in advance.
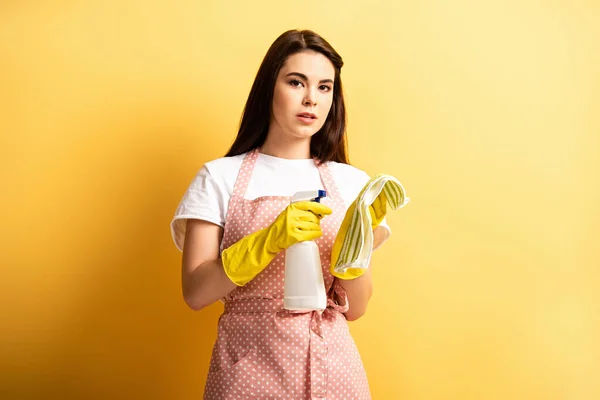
[289,79,304,88]
[319,85,332,92]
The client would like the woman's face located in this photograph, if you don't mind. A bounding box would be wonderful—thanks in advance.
[270,50,335,141]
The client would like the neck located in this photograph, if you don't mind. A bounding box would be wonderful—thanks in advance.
[260,133,312,160]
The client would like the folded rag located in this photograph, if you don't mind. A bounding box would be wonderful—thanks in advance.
[330,173,410,279]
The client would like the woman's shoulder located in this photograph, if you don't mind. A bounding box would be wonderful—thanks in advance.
[327,161,370,184]
[326,161,372,205]
[185,153,247,191]
[203,153,246,174]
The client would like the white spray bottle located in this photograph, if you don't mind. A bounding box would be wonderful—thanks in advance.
[283,190,328,311]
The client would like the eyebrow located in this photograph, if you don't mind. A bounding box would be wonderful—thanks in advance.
[286,72,334,85]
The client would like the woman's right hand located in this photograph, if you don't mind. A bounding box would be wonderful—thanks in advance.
[265,201,333,253]
[221,201,332,286]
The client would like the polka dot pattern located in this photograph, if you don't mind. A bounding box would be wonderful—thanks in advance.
[204,149,371,399]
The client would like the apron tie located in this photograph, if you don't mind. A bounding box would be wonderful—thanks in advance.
[223,282,349,399]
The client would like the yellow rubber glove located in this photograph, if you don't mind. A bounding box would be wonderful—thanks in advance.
[369,191,387,230]
[330,191,388,280]
[222,201,332,286]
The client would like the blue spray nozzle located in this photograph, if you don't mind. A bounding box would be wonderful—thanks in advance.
[313,190,327,203]
[291,190,327,204]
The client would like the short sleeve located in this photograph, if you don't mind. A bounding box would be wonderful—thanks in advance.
[170,165,227,252]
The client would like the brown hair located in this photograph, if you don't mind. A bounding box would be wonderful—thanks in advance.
[224,29,349,164]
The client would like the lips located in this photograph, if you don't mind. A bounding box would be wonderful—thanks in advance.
[297,112,317,119]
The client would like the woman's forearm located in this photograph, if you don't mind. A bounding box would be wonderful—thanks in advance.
[182,258,237,311]
[335,226,386,321]
[337,268,373,321]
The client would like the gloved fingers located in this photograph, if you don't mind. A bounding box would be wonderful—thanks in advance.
[294,220,322,233]
[293,227,322,241]
[371,192,387,219]
[293,201,332,218]
[296,211,321,224]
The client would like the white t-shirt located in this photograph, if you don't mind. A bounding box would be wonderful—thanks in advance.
[170,152,390,251]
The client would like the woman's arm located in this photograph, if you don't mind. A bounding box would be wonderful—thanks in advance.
[181,219,236,311]
[336,226,388,321]
[337,269,373,321]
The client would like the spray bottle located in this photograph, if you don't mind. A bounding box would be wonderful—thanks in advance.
[283,190,328,311]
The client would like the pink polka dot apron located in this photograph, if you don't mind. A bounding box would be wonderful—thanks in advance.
[203,149,371,399]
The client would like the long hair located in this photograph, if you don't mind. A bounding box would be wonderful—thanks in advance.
[224,29,349,164]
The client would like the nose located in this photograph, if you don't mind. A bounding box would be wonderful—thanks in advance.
[303,89,317,107]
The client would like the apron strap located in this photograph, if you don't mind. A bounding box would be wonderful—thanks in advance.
[230,148,260,198]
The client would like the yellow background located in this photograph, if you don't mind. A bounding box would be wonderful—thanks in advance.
[1,1,599,399]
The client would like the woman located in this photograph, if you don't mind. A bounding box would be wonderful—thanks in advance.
[171,29,391,400]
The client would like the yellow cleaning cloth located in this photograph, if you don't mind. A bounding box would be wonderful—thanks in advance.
[330,174,409,279]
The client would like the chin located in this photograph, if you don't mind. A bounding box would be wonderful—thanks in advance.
[292,126,323,139]
[291,132,318,141]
